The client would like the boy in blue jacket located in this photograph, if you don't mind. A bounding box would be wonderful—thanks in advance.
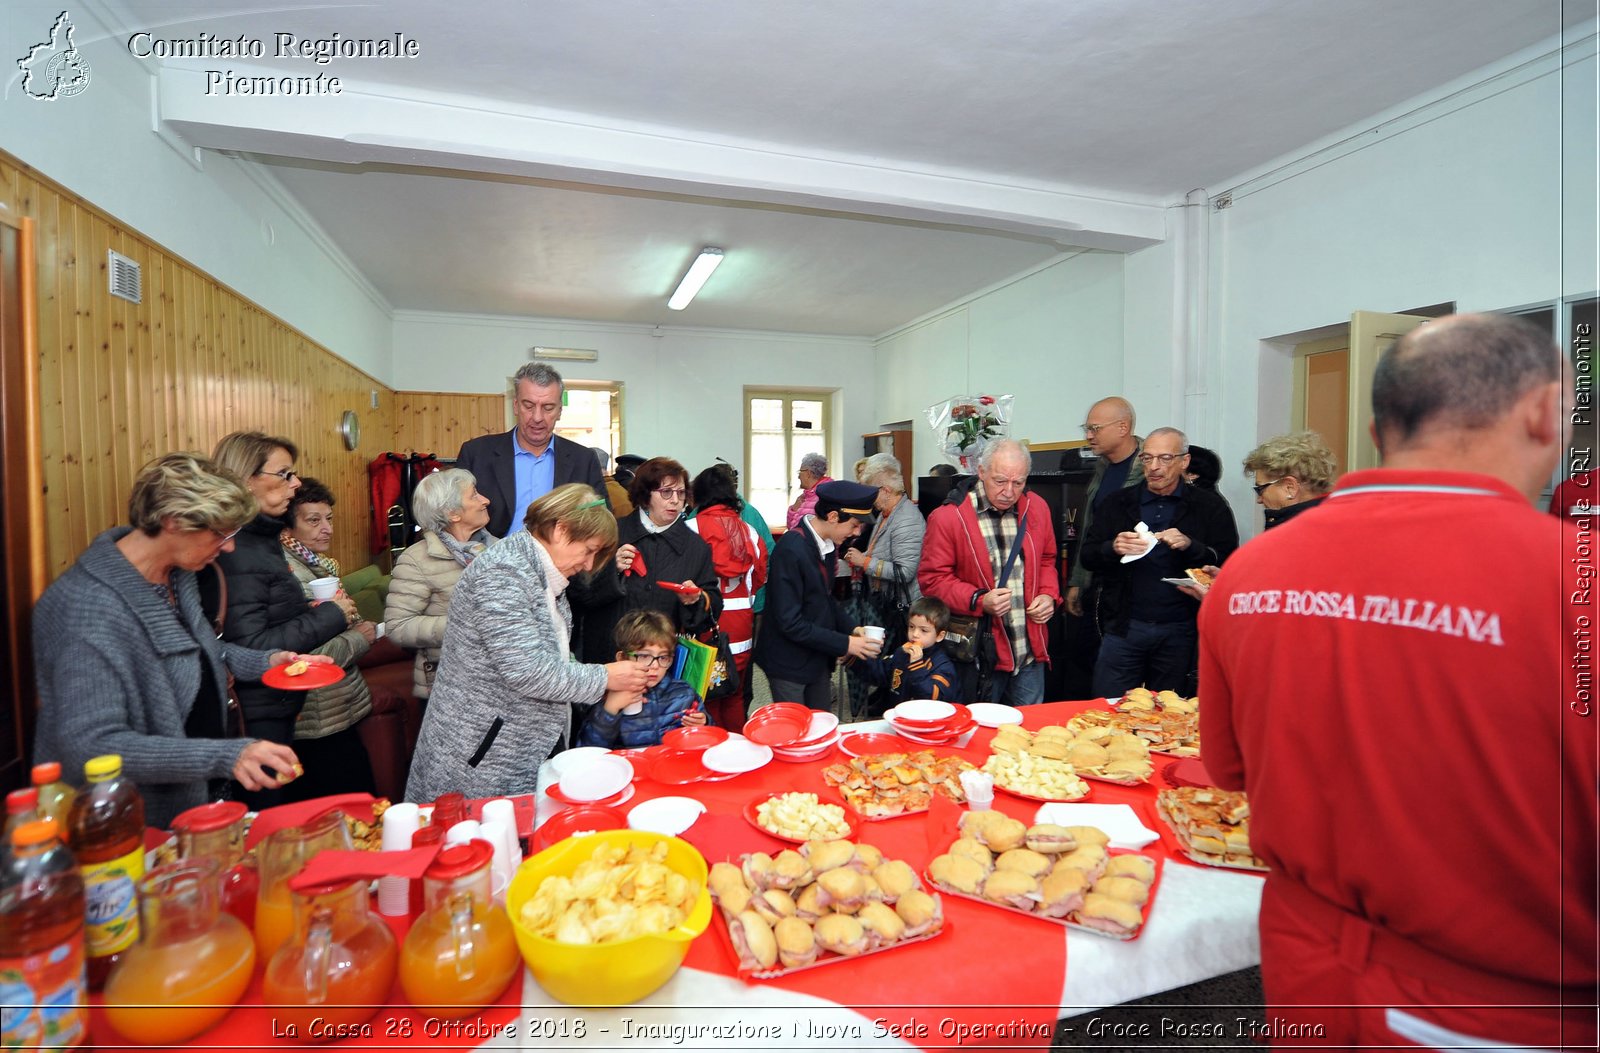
[854,597,963,702]
[578,609,708,748]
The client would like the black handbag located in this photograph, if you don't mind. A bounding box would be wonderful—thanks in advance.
[700,629,742,700]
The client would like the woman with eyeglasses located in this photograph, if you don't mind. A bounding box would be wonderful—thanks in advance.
[279,477,379,799]
[1243,431,1337,529]
[212,431,359,806]
[569,456,722,668]
[31,453,328,827]
[405,484,650,801]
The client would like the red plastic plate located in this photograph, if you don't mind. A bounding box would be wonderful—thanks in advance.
[662,725,730,751]
[261,661,346,690]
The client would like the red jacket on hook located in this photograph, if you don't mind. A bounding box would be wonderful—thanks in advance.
[368,452,445,554]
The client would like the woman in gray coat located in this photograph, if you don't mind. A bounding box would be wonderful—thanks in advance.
[384,468,496,702]
[405,484,649,802]
[846,453,925,605]
[31,454,327,827]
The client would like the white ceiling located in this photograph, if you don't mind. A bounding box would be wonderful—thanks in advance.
[106,0,1583,336]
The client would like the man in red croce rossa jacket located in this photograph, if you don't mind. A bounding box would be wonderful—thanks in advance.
[1200,313,1597,1049]
[918,439,1059,705]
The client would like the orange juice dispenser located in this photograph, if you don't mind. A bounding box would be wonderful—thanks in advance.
[262,877,397,1038]
[171,801,256,928]
[254,812,351,961]
[103,860,255,1045]
[400,839,520,1017]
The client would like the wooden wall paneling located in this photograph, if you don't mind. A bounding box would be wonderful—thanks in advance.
[392,391,504,460]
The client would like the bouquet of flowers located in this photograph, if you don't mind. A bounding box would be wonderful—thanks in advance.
[926,394,1014,472]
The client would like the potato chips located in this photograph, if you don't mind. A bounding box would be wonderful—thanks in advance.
[519,840,698,944]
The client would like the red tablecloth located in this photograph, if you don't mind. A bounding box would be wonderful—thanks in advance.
[88,699,1207,1051]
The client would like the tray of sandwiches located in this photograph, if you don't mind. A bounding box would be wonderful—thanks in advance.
[924,811,1161,940]
[819,750,978,820]
[1154,786,1267,872]
[1069,690,1201,758]
[708,839,947,978]
[989,722,1152,786]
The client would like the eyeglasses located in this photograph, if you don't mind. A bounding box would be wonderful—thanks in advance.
[1138,452,1187,465]
[627,651,673,669]
[1082,419,1126,435]
[257,467,299,483]
[1252,477,1287,497]
[653,488,687,501]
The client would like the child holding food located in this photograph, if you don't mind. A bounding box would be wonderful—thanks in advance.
[577,610,709,747]
[852,597,963,702]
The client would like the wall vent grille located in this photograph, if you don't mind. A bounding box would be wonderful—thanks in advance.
[108,250,142,304]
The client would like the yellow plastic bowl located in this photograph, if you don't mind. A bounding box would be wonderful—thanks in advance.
[504,829,712,1006]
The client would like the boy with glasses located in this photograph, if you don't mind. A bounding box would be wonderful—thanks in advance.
[577,609,707,747]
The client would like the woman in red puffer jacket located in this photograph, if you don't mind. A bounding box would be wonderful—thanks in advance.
[686,466,768,731]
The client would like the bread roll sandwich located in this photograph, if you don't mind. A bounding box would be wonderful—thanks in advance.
[994,848,1052,878]
[751,887,797,925]
[894,888,943,937]
[741,851,774,889]
[815,913,868,956]
[1023,823,1077,854]
[793,882,823,921]
[1103,855,1156,885]
[872,859,919,902]
[1038,866,1089,918]
[949,837,993,868]
[709,862,752,914]
[1063,825,1111,848]
[774,916,818,969]
[928,853,987,895]
[1057,844,1108,883]
[1075,892,1142,938]
[853,843,885,870]
[816,866,867,913]
[1092,875,1150,907]
[981,868,1040,910]
[983,815,1029,852]
[803,839,857,873]
[769,849,813,889]
[731,910,777,969]
[857,901,907,946]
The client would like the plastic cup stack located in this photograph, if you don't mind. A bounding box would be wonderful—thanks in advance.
[479,798,523,865]
[478,819,515,904]
[445,818,482,846]
[376,802,420,916]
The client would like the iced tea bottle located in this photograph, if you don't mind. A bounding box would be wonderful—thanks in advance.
[30,763,76,840]
[68,754,145,990]
[0,818,88,1049]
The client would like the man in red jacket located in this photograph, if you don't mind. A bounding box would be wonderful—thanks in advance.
[918,439,1060,705]
[1200,313,1596,1048]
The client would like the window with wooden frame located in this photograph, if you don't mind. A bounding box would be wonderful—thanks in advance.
[745,390,830,528]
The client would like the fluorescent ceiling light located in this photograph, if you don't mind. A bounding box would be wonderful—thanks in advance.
[531,346,599,362]
[667,247,724,310]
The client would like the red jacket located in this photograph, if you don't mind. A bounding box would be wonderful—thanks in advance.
[918,488,1060,673]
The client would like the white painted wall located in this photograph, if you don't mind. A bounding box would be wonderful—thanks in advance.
[873,252,1125,478]
[1123,30,1598,535]
[0,0,393,379]
[390,313,874,477]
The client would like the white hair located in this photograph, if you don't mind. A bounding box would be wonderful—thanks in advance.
[978,438,1031,475]
[1145,426,1189,451]
[859,452,905,493]
[412,468,478,534]
[800,452,828,477]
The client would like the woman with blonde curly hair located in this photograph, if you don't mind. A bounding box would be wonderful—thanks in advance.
[32,454,329,826]
[406,483,650,800]
[1242,430,1339,530]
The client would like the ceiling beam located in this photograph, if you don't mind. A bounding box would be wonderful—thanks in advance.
[155,64,1166,251]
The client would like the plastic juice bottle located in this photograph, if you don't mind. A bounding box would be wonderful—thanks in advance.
[67,754,145,990]
[0,818,89,1050]
[2,788,40,867]
[30,763,76,840]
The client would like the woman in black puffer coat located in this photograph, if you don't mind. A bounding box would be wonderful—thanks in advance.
[212,432,354,805]
[569,457,721,666]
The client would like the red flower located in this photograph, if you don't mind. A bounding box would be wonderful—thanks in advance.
[979,395,995,405]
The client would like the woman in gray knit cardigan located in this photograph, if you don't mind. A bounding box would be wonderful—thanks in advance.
[31,454,330,828]
[405,484,649,802]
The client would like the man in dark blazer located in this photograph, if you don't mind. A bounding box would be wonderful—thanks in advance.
[754,480,885,709]
[455,362,608,538]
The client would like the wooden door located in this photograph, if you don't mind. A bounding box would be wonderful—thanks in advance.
[0,213,45,792]
[1348,311,1432,471]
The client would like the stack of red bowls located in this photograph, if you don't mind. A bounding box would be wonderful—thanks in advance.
[885,700,976,745]
[768,711,841,762]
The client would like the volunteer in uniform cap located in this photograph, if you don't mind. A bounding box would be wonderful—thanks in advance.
[754,480,884,710]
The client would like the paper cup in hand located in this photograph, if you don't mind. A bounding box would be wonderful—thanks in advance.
[622,700,645,715]
[863,626,886,642]
[309,576,340,601]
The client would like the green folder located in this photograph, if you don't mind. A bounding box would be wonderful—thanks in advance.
[677,635,716,700]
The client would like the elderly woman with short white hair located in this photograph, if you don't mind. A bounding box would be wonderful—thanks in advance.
[846,452,924,606]
[384,468,496,702]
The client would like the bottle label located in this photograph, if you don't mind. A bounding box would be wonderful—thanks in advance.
[0,931,88,1050]
[81,846,144,957]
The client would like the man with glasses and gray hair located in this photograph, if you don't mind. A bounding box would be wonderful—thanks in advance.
[455,362,608,538]
[919,439,1061,705]
[1066,396,1143,620]
[1078,426,1237,698]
